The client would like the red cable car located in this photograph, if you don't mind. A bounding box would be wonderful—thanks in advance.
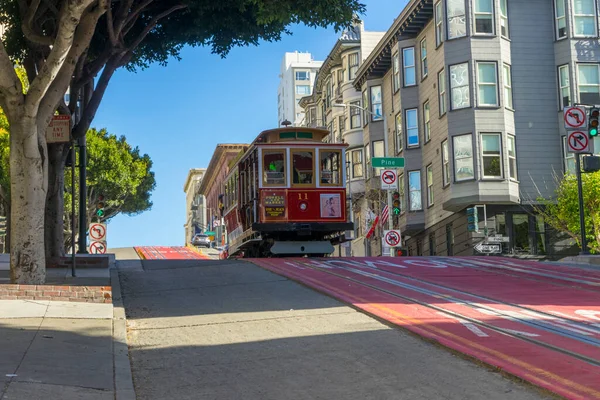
[222,127,353,258]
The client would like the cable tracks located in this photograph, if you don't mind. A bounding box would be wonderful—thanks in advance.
[255,257,600,370]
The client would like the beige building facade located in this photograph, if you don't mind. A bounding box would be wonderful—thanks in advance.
[183,168,206,245]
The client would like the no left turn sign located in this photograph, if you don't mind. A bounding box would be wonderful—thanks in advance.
[564,106,587,129]
[89,223,107,241]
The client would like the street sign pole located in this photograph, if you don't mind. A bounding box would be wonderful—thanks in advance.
[387,187,393,256]
[576,153,590,255]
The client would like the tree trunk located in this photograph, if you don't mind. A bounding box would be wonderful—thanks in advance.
[9,118,47,284]
[45,143,68,260]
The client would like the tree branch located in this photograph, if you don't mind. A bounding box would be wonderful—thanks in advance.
[72,58,119,140]
[105,1,119,47]
[37,1,109,130]
[26,0,102,112]
[126,4,187,53]
[21,0,54,46]
[0,43,23,113]
[122,0,155,35]
[113,0,136,36]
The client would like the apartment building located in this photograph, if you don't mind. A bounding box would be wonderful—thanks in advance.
[277,52,323,126]
[347,0,591,257]
[183,168,207,245]
[299,21,386,256]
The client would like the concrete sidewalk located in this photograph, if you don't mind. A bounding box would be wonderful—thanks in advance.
[0,265,135,400]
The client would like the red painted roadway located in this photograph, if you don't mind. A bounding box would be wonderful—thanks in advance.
[134,246,209,260]
[249,256,600,400]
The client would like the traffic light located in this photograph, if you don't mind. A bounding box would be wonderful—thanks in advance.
[392,191,401,215]
[96,195,105,218]
[589,107,600,138]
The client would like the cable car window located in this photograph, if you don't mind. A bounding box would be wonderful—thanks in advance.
[320,150,342,185]
[263,150,286,185]
[292,149,314,185]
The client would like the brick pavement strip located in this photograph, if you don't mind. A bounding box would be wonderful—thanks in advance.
[0,283,112,303]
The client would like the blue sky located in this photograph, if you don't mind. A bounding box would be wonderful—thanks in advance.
[94,0,407,248]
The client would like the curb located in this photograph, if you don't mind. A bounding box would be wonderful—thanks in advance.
[186,243,204,256]
[133,247,147,260]
[111,268,136,400]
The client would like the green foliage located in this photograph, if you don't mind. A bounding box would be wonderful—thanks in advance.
[1,0,365,70]
[85,128,156,222]
[537,171,600,253]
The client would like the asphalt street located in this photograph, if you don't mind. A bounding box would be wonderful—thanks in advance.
[117,257,553,400]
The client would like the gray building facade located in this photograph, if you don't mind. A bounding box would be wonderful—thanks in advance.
[354,0,590,257]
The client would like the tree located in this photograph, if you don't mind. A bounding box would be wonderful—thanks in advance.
[535,171,600,253]
[0,0,365,283]
[63,128,155,251]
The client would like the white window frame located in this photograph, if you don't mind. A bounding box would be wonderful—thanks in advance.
[393,52,400,91]
[503,64,513,109]
[352,149,364,179]
[481,133,503,179]
[423,101,431,142]
[450,62,470,110]
[447,0,467,39]
[555,0,567,39]
[477,62,499,107]
[403,47,416,87]
[453,134,474,182]
[373,140,385,176]
[559,64,571,109]
[362,90,368,127]
[500,0,509,38]
[350,100,361,128]
[442,140,450,186]
[507,134,517,180]
[435,1,444,46]
[365,143,371,179]
[370,85,383,121]
[348,53,359,80]
[408,170,423,211]
[295,71,310,81]
[577,64,600,103]
[296,85,310,95]
[426,164,434,207]
[420,38,428,79]
[405,108,419,148]
[474,0,495,35]
[395,112,403,153]
[573,0,597,37]
[438,69,447,115]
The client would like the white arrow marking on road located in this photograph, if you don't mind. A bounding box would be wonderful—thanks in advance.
[437,312,489,337]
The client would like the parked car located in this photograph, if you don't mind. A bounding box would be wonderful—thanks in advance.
[191,234,211,247]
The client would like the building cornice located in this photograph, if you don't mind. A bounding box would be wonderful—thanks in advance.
[197,144,247,195]
[353,0,433,90]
